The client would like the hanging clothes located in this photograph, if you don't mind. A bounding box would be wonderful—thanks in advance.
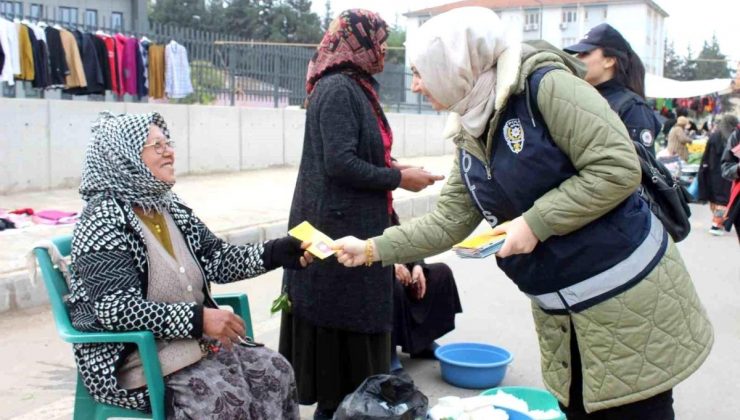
[25,24,49,88]
[64,30,103,94]
[147,43,165,99]
[135,39,146,97]
[113,34,125,95]
[97,33,121,95]
[59,28,86,88]
[115,33,139,95]
[0,17,20,81]
[91,35,112,91]
[138,37,150,97]
[44,26,68,86]
[165,40,193,99]
[16,22,34,81]
[0,18,14,85]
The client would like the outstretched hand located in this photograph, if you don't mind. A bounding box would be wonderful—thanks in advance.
[399,167,445,192]
[333,236,376,267]
[265,236,314,270]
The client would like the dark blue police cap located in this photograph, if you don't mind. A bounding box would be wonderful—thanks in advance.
[563,23,632,55]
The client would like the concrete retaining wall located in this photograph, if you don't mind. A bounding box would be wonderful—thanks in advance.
[0,98,448,193]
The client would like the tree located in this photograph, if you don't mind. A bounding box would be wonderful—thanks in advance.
[218,0,322,42]
[663,41,683,80]
[679,46,697,81]
[694,34,731,80]
[385,24,405,65]
[150,0,207,28]
[321,0,333,32]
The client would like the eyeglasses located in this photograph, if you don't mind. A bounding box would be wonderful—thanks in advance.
[142,140,175,155]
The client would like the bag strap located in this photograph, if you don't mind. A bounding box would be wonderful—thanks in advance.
[526,65,559,118]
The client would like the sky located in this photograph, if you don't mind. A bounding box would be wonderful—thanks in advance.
[311,0,739,65]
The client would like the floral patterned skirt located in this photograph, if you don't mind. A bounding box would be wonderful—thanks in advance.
[165,344,299,419]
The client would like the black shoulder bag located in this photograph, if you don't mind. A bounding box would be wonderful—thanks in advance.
[612,94,692,242]
[529,67,692,242]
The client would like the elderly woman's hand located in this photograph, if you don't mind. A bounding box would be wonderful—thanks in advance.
[204,308,246,350]
[262,237,313,270]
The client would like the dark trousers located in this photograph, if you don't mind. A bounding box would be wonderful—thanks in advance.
[559,321,675,420]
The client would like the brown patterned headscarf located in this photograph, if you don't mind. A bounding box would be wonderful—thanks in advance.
[305,9,389,95]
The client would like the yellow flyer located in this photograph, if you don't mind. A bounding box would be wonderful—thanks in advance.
[288,221,336,259]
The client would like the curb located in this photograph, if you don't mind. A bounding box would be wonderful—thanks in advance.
[0,193,440,315]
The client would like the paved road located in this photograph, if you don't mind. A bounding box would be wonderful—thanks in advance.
[1,203,737,419]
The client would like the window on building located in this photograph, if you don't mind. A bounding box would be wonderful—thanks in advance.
[562,8,577,23]
[30,3,43,19]
[525,9,540,26]
[59,7,78,25]
[1,1,22,16]
[85,9,97,27]
[111,12,123,30]
[562,37,577,48]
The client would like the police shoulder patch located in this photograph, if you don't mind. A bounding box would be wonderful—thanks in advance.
[640,129,654,146]
[503,118,524,154]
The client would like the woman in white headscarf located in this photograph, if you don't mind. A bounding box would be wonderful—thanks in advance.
[334,7,712,419]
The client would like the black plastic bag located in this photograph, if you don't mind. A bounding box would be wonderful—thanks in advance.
[334,374,428,420]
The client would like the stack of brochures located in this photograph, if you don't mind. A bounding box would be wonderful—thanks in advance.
[453,231,507,258]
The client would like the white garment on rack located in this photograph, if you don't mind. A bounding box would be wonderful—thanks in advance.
[0,17,19,83]
[164,40,193,99]
[26,22,46,44]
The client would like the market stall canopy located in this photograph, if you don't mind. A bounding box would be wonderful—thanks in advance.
[646,74,735,98]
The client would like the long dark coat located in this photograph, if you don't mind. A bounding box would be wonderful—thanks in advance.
[698,130,732,204]
[284,72,401,334]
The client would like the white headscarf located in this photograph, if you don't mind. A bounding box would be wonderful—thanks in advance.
[406,7,514,137]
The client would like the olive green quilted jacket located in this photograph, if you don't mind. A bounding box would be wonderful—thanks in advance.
[374,42,713,412]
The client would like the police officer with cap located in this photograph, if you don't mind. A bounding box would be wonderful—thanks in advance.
[565,23,661,155]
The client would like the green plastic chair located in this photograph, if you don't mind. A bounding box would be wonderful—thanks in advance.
[34,235,253,420]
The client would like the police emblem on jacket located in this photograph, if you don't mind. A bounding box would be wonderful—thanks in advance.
[504,118,524,153]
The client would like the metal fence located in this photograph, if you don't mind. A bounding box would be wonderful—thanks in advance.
[0,13,436,113]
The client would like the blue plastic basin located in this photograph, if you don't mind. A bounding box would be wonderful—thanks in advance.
[435,342,513,389]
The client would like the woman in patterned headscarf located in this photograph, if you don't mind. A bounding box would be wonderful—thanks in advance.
[280,9,443,420]
[67,111,312,418]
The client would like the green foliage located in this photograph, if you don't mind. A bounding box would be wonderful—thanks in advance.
[175,60,225,104]
[663,41,683,80]
[385,24,405,65]
[694,35,731,80]
[321,0,332,32]
[150,0,323,43]
[150,0,207,28]
[664,35,731,82]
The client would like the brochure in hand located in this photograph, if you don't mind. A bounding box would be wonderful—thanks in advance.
[453,230,507,258]
[288,221,336,259]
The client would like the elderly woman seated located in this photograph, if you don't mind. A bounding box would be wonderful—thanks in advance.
[65,112,310,419]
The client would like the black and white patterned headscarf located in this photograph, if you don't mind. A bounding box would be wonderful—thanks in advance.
[79,111,175,213]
